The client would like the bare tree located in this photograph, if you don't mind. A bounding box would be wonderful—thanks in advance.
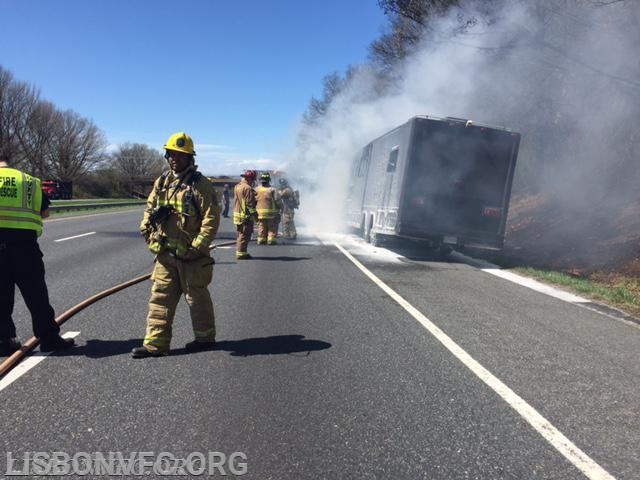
[0,66,40,167]
[302,72,347,125]
[110,143,164,196]
[47,109,107,182]
[17,100,60,177]
[370,0,476,74]
[111,142,164,178]
[368,12,424,74]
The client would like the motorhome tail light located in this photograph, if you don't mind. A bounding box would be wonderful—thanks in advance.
[482,206,502,217]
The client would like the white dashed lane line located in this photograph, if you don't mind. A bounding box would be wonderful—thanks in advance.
[54,232,96,242]
[0,332,80,392]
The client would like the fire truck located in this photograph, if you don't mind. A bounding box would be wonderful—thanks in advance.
[41,180,73,200]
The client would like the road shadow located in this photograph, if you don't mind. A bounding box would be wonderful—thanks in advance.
[244,256,312,262]
[375,237,470,264]
[42,335,331,358]
[172,334,331,357]
[46,338,142,358]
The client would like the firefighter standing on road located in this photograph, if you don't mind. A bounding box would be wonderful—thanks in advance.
[0,152,75,355]
[278,178,298,240]
[255,172,279,245]
[132,132,221,358]
[233,170,257,259]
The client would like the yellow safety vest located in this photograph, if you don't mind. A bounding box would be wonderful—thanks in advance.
[0,168,43,236]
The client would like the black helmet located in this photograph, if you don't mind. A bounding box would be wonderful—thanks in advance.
[278,178,288,186]
[260,172,271,183]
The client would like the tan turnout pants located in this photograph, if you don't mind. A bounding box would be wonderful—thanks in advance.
[282,210,296,239]
[256,218,278,244]
[144,251,215,353]
[236,222,254,258]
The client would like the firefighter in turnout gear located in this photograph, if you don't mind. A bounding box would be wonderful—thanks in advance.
[132,132,221,358]
[233,170,257,259]
[278,178,298,240]
[255,172,279,245]
[0,152,76,355]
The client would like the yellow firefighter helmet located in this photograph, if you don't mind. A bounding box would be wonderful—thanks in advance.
[164,132,196,155]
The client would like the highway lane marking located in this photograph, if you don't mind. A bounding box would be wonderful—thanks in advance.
[334,242,615,480]
[477,269,640,327]
[481,268,590,303]
[54,232,96,242]
[0,332,80,392]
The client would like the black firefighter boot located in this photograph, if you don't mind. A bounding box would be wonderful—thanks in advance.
[0,338,21,356]
[131,346,167,359]
[40,335,75,352]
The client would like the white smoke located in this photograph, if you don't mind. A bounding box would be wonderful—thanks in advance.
[286,0,640,263]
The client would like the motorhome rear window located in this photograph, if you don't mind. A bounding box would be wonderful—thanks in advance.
[386,146,399,172]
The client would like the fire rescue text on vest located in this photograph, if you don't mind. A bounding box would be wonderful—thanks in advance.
[0,177,18,198]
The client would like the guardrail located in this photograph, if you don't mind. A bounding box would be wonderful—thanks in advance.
[49,201,146,212]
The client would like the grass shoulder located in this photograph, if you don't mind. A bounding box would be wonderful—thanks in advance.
[514,266,640,318]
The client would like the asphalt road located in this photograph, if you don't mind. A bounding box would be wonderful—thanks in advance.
[0,209,638,479]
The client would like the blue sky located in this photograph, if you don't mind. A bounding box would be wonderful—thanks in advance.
[0,0,387,175]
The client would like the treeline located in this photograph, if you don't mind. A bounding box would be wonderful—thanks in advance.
[0,66,163,197]
[298,0,640,200]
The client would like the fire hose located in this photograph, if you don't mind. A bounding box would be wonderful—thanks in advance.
[0,240,237,379]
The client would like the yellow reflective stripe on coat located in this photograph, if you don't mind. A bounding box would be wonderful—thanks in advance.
[255,186,277,219]
[233,197,249,225]
[149,235,188,256]
[255,208,278,218]
[0,168,43,236]
[192,233,209,250]
[146,169,211,255]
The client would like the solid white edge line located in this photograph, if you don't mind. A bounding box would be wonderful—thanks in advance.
[0,332,80,392]
[54,232,96,242]
[333,242,615,480]
[482,268,590,303]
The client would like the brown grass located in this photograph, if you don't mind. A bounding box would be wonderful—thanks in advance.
[499,193,640,318]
